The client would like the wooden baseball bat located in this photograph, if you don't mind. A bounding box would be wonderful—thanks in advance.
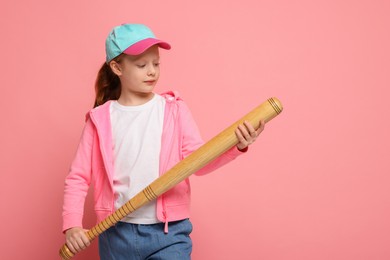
[59,97,283,259]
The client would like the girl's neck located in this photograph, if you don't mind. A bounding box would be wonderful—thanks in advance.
[117,92,155,106]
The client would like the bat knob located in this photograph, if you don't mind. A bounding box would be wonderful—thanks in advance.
[59,244,74,260]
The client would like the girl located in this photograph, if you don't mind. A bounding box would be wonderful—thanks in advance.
[63,23,265,260]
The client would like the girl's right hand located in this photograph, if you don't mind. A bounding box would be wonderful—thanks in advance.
[65,227,91,254]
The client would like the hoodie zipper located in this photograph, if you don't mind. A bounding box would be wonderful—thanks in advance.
[89,108,115,212]
[162,204,169,233]
[159,98,178,234]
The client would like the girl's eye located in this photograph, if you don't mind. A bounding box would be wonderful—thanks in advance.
[154,63,160,66]
[137,64,146,68]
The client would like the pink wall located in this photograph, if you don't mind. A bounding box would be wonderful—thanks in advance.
[1,0,389,259]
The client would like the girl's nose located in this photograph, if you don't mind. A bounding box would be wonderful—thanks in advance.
[147,65,156,76]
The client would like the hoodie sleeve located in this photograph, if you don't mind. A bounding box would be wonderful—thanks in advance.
[62,118,94,232]
[178,100,246,176]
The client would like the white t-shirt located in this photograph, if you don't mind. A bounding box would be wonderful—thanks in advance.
[110,94,165,224]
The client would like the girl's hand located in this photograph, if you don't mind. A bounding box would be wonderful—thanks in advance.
[65,227,91,254]
[235,120,265,151]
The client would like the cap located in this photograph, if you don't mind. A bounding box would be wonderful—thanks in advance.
[105,23,171,63]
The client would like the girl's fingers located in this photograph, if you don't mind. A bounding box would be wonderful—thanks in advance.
[256,120,265,135]
[235,128,248,147]
[244,121,257,138]
[80,232,91,247]
[67,238,82,253]
[238,124,252,140]
[240,121,258,143]
[235,128,246,143]
[76,237,87,250]
[75,232,91,251]
[66,241,77,254]
[67,232,90,253]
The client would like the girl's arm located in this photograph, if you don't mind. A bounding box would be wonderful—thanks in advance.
[62,118,96,253]
[178,101,264,176]
[62,119,94,232]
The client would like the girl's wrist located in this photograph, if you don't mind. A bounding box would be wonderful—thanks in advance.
[237,146,248,152]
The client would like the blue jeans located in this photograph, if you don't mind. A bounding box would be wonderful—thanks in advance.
[99,219,193,260]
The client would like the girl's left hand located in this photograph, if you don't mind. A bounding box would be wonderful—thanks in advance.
[235,120,265,151]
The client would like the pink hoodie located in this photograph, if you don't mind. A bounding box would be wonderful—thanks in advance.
[62,91,245,232]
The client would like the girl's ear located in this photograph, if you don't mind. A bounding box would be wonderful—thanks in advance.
[109,61,122,76]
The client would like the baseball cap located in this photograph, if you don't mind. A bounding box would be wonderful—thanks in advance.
[105,23,171,63]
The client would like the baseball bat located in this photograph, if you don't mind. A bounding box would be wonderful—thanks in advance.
[59,97,283,259]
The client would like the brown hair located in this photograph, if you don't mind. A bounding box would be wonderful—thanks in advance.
[93,56,123,108]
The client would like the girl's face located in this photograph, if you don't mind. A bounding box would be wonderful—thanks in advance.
[111,45,161,96]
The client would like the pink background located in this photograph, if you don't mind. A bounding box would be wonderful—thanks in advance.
[1,0,389,259]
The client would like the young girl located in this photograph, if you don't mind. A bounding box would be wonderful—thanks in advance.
[63,23,265,260]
